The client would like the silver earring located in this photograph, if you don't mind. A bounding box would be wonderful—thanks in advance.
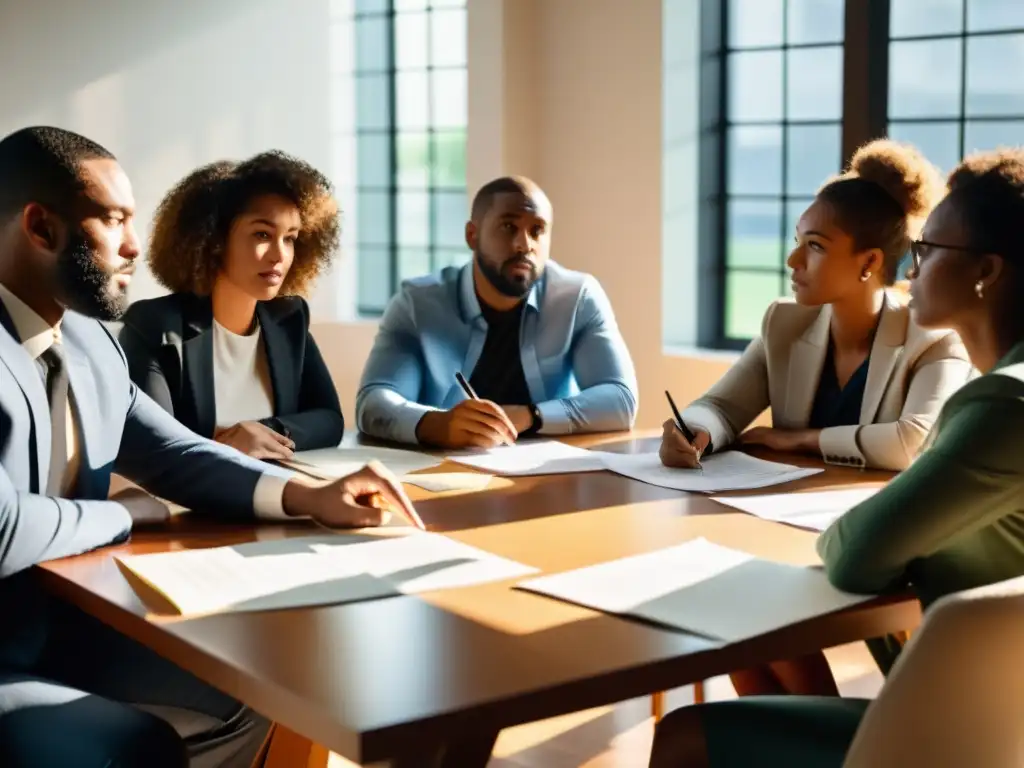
[860,271,872,282]
[975,281,985,299]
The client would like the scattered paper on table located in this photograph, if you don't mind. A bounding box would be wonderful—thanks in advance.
[599,450,822,493]
[284,444,442,479]
[401,472,493,493]
[518,538,871,643]
[448,440,608,476]
[713,488,879,531]
[117,532,536,615]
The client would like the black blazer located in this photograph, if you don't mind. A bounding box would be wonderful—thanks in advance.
[117,293,344,451]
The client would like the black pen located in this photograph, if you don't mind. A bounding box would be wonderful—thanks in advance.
[665,390,703,470]
[455,371,479,400]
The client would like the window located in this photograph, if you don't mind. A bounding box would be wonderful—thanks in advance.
[705,0,846,348]
[888,0,1024,171]
[331,0,468,317]
[687,0,1024,349]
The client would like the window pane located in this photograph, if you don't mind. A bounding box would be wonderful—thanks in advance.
[330,22,355,74]
[887,121,961,172]
[432,68,468,128]
[356,74,391,130]
[432,129,467,187]
[728,126,782,195]
[355,0,389,13]
[396,0,428,9]
[431,10,467,67]
[890,0,963,37]
[728,0,783,47]
[397,191,430,245]
[399,248,432,281]
[435,248,471,268]
[889,39,962,118]
[786,198,815,246]
[396,12,428,69]
[968,0,1024,32]
[357,190,391,245]
[728,51,783,122]
[431,0,466,7]
[964,120,1024,153]
[357,133,391,188]
[397,132,430,186]
[397,71,429,129]
[726,271,781,339]
[786,124,840,195]
[355,15,389,72]
[433,190,467,248]
[787,0,844,44]
[357,246,391,313]
[787,46,843,120]
[727,200,783,269]
[966,34,1024,116]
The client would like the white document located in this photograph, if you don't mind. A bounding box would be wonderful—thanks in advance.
[285,445,443,479]
[599,450,822,493]
[400,472,494,493]
[117,532,536,615]
[713,488,879,531]
[447,439,608,476]
[518,538,871,643]
[311,532,537,593]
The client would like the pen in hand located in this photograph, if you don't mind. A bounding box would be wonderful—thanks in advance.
[664,390,703,471]
[455,370,479,400]
[355,490,426,531]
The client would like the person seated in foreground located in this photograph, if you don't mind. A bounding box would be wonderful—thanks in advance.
[661,139,972,474]
[0,127,417,768]
[356,175,638,449]
[118,152,344,460]
[648,146,1024,767]
[649,575,1024,768]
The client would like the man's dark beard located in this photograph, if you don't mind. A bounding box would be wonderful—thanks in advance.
[475,250,538,298]
[55,230,129,321]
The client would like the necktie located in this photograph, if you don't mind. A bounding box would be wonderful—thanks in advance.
[39,342,69,495]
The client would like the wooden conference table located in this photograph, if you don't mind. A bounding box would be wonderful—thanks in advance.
[35,432,922,767]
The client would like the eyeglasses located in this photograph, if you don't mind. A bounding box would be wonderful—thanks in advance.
[909,239,986,268]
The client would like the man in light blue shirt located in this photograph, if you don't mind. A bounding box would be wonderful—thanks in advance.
[357,176,638,448]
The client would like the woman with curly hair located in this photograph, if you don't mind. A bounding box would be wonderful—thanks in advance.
[661,140,975,700]
[118,151,344,459]
[648,146,1024,766]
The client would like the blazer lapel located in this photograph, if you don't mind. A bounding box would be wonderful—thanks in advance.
[785,305,831,426]
[183,298,216,437]
[255,302,293,413]
[61,319,102,493]
[860,292,907,423]
[0,305,50,492]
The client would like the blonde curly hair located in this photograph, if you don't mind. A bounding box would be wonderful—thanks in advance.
[147,150,340,297]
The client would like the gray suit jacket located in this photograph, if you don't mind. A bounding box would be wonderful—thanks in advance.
[0,302,291,669]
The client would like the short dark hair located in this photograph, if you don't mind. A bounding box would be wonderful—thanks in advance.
[471,176,537,221]
[0,126,115,217]
[817,139,945,284]
[147,150,340,297]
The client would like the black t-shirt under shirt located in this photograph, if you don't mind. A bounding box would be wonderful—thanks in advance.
[468,297,532,406]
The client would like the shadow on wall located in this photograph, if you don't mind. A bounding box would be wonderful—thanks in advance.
[0,0,345,307]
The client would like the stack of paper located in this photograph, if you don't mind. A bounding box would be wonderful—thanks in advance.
[599,450,822,493]
[400,472,494,493]
[117,532,536,615]
[284,444,443,480]
[518,538,871,642]
[712,488,879,531]
[448,439,608,476]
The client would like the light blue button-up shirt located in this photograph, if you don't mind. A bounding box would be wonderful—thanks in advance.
[356,261,638,444]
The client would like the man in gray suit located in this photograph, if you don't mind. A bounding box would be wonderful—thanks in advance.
[0,127,419,767]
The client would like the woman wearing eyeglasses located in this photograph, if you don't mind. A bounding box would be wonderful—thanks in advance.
[648,147,1024,768]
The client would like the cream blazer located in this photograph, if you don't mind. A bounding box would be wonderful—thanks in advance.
[681,292,974,470]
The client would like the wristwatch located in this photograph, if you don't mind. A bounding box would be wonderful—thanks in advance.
[528,404,543,434]
[261,416,292,439]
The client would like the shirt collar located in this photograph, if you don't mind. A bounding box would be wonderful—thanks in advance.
[458,262,541,323]
[0,282,62,360]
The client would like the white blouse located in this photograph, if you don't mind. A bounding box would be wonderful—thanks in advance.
[212,319,275,428]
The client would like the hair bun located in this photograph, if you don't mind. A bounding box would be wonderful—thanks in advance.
[847,138,945,220]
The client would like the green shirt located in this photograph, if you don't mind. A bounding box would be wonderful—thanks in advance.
[818,341,1024,610]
